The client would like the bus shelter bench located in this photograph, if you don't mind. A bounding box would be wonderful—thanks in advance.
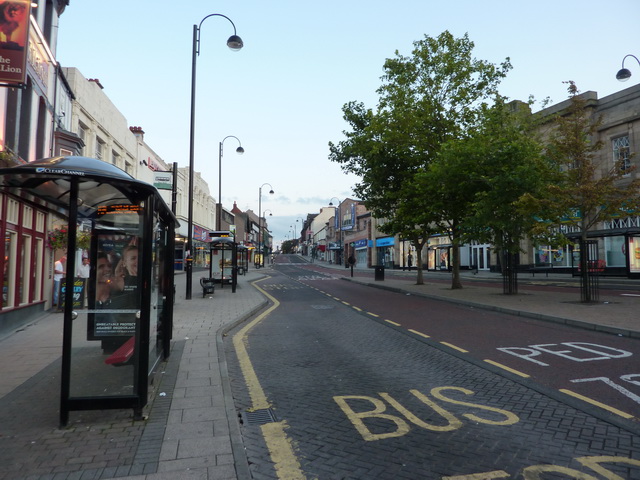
[200,277,215,297]
[105,336,135,366]
[528,263,553,277]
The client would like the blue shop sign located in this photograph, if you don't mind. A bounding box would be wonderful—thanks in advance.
[376,237,395,247]
[353,239,368,249]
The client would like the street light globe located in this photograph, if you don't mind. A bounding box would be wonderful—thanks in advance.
[227,34,244,50]
[236,146,245,154]
[616,68,632,82]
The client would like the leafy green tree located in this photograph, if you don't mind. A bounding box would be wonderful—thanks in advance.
[523,82,640,301]
[329,31,511,285]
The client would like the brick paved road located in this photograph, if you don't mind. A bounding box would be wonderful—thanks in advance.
[224,266,640,479]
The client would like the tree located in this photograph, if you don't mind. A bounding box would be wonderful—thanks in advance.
[523,82,640,302]
[329,31,511,285]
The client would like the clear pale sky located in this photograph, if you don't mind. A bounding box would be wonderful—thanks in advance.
[56,1,640,246]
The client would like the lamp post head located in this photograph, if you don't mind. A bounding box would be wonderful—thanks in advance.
[616,68,632,82]
[236,146,245,154]
[227,34,244,50]
[269,189,274,195]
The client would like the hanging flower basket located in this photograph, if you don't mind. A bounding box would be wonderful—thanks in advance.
[47,228,91,251]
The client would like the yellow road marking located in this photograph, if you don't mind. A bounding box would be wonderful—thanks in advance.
[231,278,305,479]
[352,306,362,312]
[484,359,530,378]
[440,342,468,353]
[385,319,401,326]
[559,389,635,419]
[368,312,380,318]
[408,329,430,338]
[342,301,351,306]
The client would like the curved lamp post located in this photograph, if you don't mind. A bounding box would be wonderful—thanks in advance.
[258,183,274,267]
[616,54,640,82]
[186,13,243,300]
[329,197,342,266]
[218,135,244,230]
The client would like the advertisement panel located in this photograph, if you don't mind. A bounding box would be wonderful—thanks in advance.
[0,1,30,85]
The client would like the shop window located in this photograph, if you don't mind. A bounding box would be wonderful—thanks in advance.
[36,210,45,232]
[34,238,43,301]
[6,198,18,224]
[605,236,626,267]
[3,230,16,308]
[19,235,31,304]
[23,205,32,229]
[613,135,631,175]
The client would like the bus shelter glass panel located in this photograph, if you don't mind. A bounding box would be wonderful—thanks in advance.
[149,213,169,376]
[68,194,144,398]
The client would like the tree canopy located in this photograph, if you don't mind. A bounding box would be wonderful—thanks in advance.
[329,31,511,285]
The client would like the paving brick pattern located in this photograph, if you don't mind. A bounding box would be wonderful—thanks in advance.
[224,266,640,479]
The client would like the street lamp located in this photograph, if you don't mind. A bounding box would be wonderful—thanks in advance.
[616,54,640,82]
[218,135,244,231]
[186,13,243,300]
[258,183,274,268]
[329,197,342,266]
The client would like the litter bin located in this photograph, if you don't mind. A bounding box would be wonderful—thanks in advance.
[374,265,385,281]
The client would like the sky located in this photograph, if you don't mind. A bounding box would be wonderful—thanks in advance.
[56,1,640,247]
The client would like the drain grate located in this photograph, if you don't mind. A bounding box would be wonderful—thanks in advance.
[243,408,278,426]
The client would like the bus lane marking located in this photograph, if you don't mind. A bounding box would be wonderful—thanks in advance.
[408,328,430,338]
[440,341,469,353]
[483,359,530,378]
[559,389,635,419]
[334,386,519,442]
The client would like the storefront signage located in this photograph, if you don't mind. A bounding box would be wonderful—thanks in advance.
[353,239,368,249]
[0,0,30,85]
[376,237,395,247]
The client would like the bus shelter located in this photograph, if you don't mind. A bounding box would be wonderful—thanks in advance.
[0,156,178,426]
[208,233,238,292]
[237,245,249,275]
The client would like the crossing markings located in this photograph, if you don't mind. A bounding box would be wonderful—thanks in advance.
[559,389,635,419]
[483,359,530,378]
[408,329,430,339]
[385,319,401,326]
[440,342,469,353]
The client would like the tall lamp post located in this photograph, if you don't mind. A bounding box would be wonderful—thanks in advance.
[616,54,640,82]
[218,135,244,231]
[258,183,274,268]
[186,13,243,300]
[329,197,342,266]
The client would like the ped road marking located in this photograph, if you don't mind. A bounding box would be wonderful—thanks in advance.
[231,277,305,479]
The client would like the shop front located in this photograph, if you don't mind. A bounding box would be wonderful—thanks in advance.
[375,237,395,268]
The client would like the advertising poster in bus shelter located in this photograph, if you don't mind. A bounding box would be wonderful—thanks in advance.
[88,233,140,340]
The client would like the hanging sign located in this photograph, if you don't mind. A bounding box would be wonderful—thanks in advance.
[0,0,31,85]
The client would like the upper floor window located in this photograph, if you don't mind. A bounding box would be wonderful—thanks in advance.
[95,138,105,160]
[613,135,631,175]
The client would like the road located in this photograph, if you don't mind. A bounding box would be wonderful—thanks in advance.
[224,256,640,479]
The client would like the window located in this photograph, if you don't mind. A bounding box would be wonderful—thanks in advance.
[111,150,119,166]
[613,135,631,175]
[95,138,105,160]
[78,124,88,156]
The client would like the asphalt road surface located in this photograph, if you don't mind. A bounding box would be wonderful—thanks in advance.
[224,261,640,479]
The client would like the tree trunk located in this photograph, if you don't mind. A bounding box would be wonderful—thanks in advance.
[451,243,462,289]
[415,244,424,285]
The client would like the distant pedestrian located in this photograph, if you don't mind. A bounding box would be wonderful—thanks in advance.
[407,252,413,270]
[53,254,66,307]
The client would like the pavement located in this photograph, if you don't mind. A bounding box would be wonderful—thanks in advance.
[0,256,638,480]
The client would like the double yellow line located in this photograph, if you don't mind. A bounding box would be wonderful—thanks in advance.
[233,278,305,479]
